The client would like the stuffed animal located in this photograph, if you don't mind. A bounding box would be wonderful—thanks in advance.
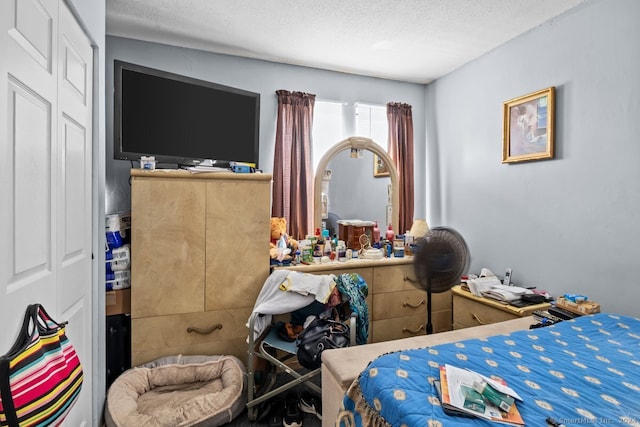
[269,217,299,259]
[270,217,287,246]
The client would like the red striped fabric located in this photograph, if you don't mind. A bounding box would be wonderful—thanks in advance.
[0,305,83,427]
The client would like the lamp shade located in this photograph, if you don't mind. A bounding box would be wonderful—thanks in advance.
[409,219,429,238]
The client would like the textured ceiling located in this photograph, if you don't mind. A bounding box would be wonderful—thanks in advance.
[106,0,587,84]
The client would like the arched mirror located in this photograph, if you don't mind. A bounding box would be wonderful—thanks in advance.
[313,137,399,237]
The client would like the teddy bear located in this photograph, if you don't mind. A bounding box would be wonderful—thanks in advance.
[269,217,299,260]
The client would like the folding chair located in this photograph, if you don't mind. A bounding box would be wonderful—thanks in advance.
[246,313,319,421]
[246,272,364,422]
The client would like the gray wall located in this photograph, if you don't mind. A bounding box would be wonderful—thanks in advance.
[105,37,426,223]
[106,0,638,316]
[426,0,639,315]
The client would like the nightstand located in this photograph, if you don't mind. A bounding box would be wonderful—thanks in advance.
[452,285,550,329]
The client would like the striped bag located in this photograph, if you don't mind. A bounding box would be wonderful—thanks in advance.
[0,304,83,426]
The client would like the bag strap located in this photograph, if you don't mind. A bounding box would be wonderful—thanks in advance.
[319,335,349,349]
[296,316,349,346]
[1,305,39,360]
[33,304,66,333]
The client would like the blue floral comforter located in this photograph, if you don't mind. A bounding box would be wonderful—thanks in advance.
[339,313,640,426]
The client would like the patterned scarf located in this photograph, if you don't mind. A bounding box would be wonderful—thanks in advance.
[336,273,369,345]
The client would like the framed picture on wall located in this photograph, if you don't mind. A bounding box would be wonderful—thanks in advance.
[373,154,389,177]
[502,86,555,163]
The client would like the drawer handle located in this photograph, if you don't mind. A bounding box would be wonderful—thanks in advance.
[402,324,425,334]
[403,299,425,309]
[187,323,223,335]
[403,276,418,284]
[471,313,489,325]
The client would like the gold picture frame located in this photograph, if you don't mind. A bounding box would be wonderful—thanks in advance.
[502,86,555,163]
[373,154,389,177]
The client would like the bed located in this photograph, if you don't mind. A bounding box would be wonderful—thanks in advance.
[336,313,640,426]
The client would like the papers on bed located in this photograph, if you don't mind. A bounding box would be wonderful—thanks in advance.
[438,364,525,426]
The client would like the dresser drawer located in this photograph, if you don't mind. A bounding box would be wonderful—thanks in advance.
[453,295,518,329]
[131,307,252,365]
[373,264,418,293]
[372,309,451,342]
[372,289,451,320]
[372,289,426,320]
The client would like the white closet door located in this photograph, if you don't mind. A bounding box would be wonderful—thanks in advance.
[0,0,93,425]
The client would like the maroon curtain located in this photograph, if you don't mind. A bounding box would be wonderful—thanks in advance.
[272,90,315,240]
[387,102,415,234]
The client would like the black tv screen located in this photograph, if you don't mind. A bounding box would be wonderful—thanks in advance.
[114,60,260,167]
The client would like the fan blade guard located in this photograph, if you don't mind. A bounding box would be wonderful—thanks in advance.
[413,226,470,293]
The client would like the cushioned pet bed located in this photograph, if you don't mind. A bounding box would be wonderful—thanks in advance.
[105,355,246,427]
[339,313,640,426]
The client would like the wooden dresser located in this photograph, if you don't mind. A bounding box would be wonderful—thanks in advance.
[452,285,550,329]
[130,169,272,365]
[283,258,452,342]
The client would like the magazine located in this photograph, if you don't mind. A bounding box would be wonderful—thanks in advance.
[438,364,525,426]
[433,379,474,418]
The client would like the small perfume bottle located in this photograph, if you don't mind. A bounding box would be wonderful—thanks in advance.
[373,222,381,243]
[385,224,395,241]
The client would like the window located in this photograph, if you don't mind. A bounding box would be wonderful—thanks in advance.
[312,100,346,172]
[356,103,387,149]
[312,101,388,171]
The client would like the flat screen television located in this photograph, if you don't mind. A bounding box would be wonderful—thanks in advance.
[114,60,260,167]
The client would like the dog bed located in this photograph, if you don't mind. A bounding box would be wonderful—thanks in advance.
[105,354,246,427]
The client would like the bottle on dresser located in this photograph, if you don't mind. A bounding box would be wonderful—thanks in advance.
[373,222,381,244]
[385,224,395,241]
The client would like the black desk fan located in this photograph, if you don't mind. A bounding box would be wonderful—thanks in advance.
[412,227,470,334]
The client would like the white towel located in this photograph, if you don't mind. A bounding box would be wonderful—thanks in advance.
[278,271,336,303]
[246,270,336,341]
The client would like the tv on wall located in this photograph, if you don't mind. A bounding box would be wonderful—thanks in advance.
[114,60,260,167]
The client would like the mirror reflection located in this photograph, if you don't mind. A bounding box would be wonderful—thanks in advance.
[322,150,390,237]
[313,137,399,239]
